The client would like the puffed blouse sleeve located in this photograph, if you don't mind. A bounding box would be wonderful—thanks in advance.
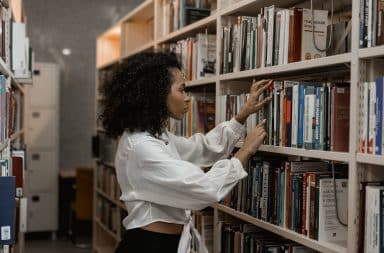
[167,118,246,167]
[132,137,247,211]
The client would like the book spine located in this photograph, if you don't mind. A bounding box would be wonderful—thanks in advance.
[297,84,305,148]
[291,84,299,147]
[304,86,315,149]
[361,0,367,47]
[368,82,376,153]
[376,77,383,154]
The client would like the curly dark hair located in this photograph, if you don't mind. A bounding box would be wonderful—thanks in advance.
[98,52,181,138]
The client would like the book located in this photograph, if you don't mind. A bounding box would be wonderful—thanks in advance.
[0,176,15,246]
[301,9,328,60]
[359,181,384,252]
[331,85,350,152]
[288,8,303,63]
[318,178,348,244]
[365,185,384,252]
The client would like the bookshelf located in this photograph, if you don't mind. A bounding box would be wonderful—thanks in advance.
[0,0,32,252]
[94,0,384,252]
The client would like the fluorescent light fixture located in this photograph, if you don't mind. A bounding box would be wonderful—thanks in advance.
[62,48,72,56]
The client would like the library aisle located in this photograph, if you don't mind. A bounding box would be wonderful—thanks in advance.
[2,0,384,253]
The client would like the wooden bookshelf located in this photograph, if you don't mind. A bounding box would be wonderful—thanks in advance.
[94,0,382,252]
[96,25,122,69]
[156,14,217,44]
[219,53,351,81]
[356,153,384,166]
[186,76,217,87]
[95,218,119,240]
[214,203,347,253]
[1,1,30,253]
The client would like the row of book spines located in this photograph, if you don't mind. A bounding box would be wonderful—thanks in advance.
[219,82,350,152]
[219,222,316,253]
[174,95,215,137]
[222,159,347,240]
[96,165,120,202]
[359,0,384,48]
[168,33,216,81]
[160,0,211,36]
[359,79,384,155]
[221,7,328,74]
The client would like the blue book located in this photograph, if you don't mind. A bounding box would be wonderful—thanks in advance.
[0,176,16,245]
[297,84,305,148]
[376,77,383,154]
[314,86,321,150]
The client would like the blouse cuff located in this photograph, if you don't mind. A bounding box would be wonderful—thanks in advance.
[231,157,248,179]
[229,118,246,137]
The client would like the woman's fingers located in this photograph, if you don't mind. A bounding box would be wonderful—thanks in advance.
[251,79,271,92]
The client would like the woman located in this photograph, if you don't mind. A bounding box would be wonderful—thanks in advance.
[99,52,271,253]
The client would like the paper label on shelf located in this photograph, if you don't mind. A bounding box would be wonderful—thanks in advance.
[1,226,11,240]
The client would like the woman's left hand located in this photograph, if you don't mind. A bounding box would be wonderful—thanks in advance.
[235,79,273,124]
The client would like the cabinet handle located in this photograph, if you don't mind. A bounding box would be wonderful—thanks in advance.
[32,195,40,202]
[32,154,40,160]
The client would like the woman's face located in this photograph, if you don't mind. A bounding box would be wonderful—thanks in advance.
[166,68,190,120]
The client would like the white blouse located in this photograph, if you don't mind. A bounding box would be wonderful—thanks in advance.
[115,118,248,253]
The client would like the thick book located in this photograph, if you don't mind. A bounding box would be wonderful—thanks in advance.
[365,185,384,252]
[331,85,350,152]
[0,176,15,245]
[288,8,303,63]
[318,178,348,244]
[301,9,328,60]
[304,86,316,149]
[358,181,384,252]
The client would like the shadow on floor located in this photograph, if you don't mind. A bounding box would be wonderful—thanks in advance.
[25,232,92,253]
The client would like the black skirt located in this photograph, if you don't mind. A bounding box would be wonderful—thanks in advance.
[114,228,181,253]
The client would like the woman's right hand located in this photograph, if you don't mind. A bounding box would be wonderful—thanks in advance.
[234,119,267,167]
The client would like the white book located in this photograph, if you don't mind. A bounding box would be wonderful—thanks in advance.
[360,82,369,153]
[301,9,328,60]
[318,178,348,244]
[368,82,376,154]
[291,83,300,147]
[365,186,384,253]
[283,9,290,64]
[19,197,27,232]
[233,23,241,72]
[304,87,316,149]
[277,10,286,66]
[261,8,267,68]
[266,5,275,67]
[12,22,27,74]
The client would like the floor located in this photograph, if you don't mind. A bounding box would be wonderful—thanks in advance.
[25,233,92,253]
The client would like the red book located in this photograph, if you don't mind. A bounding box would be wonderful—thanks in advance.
[12,156,23,197]
[331,85,350,152]
[288,8,303,63]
